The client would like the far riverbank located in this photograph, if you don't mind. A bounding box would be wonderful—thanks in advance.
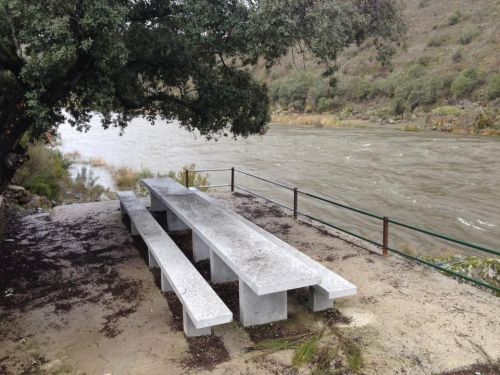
[271,111,500,137]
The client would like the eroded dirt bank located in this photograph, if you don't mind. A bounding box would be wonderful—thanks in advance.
[0,194,499,374]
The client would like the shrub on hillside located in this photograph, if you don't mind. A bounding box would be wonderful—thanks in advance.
[451,68,481,97]
[14,144,71,200]
[448,10,462,25]
[486,73,500,100]
[316,97,341,113]
[391,64,450,114]
[372,78,395,98]
[427,34,447,47]
[336,76,372,101]
[269,71,331,112]
[459,25,478,45]
[451,49,463,63]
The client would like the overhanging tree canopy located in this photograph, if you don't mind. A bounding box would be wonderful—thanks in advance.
[0,0,405,189]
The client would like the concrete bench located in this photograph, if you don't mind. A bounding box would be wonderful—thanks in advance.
[142,178,324,327]
[117,191,232,336]
[189,188,357,311]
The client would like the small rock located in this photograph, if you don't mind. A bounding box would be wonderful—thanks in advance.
[388,118,395,124]
[7,184,25,192]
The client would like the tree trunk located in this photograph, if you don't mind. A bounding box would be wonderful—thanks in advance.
[0,110,30,192]
[0,143,26,192]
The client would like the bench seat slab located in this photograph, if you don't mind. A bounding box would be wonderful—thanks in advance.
[210,251,238,284]
[239,278,287,327]
[117,191,232,335]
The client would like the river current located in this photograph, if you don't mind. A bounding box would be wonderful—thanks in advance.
[58,117,500,255]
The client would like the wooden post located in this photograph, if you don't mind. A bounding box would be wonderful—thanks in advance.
[383,216,389,257]
[231,167,235,192]
[185,169,189,188]
[293,188,298,219]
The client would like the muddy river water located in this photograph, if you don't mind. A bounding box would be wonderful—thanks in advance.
[58,117,500,255]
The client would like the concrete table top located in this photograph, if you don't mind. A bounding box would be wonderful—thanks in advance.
[142,180,322,295]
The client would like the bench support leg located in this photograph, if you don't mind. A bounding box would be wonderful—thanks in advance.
[150,194,166,212]
[239,279,287,327]
[193,233,210,262]
[308,287,334,312]
[166,208,189,232]
[161,272,173,293]
[210,251,238,284]
[148,250,159,269]
[183,308,211,337]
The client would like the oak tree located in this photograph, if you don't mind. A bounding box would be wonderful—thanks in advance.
[0,0,404,189]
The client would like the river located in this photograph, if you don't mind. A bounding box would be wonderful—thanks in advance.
[58,117,500,256]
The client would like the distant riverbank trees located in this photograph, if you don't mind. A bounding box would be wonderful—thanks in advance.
[0,0,405,190]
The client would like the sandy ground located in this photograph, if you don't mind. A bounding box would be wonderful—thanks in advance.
[0,192,498,375]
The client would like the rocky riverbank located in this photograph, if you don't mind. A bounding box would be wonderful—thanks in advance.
[271,102,500,136]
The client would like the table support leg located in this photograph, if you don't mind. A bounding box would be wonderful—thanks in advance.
[193,233,210,262]
[239,279,287,327]
[166,208,189,232]
[150,193,166,212]
[210,251,237,284]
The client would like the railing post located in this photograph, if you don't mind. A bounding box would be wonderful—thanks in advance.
[185,169,189,188]
[383,216,389,257]
[293,188,298,219]
[231,167,235,192]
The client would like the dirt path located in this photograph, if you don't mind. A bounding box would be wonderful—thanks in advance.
[0,194,498,374]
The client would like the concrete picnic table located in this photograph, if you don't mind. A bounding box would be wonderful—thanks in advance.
[142,178,322,326]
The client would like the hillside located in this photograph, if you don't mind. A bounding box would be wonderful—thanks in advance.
[251,0,500,133]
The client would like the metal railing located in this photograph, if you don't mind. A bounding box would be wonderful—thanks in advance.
[185,167,500,293]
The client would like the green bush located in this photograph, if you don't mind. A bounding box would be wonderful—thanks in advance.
[448,10,462,25]
[486,73,500,100]
[14,144,71,201]
[337,75,372,101]
[460,32,473,45]
[451,49,463,63]
[113,164,209,195]
[427,34,447,47]
[269,71,331,112]
[451,68,481,97]
[372,78,395,98]
[391,64,450,114]
[316,97,337,113]
[71,167,111,202]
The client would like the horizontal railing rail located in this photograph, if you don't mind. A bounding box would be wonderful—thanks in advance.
[235,169,295,190]
[186,167,500,293]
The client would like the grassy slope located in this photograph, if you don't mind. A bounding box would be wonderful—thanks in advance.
[250,0,500,130]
